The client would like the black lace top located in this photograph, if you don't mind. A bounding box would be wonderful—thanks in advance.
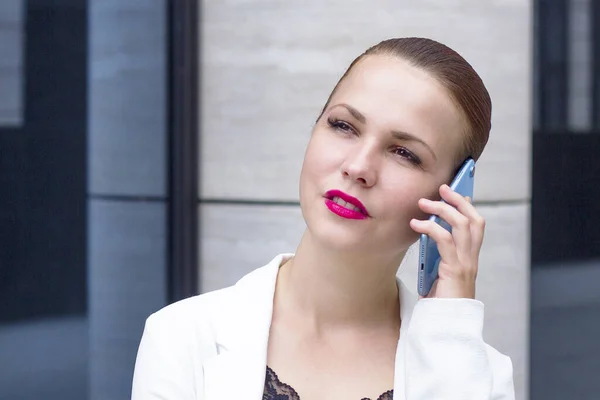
[263,366,394,400]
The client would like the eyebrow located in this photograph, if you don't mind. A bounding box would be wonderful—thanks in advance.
[331,103,438,161]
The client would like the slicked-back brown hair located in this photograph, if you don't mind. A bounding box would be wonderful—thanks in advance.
[318,37,492,163]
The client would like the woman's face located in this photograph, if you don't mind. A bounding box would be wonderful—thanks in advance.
[299,54,467,258]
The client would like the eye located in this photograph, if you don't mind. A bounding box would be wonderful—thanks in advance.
[392,146,422,166]
[327,117,355,134]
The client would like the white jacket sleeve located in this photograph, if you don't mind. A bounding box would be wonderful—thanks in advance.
[405,298,515,400]
[131,314,199,400]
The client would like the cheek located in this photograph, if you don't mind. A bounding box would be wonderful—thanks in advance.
[375,190,424,249]
[394,178,452,227]
[387,193,423,223]
[301,132,342,179]
[379,175,439,223]
[299,141,319,189]
[299,134,329,196]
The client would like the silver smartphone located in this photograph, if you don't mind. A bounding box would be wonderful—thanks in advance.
[417,158,476,297]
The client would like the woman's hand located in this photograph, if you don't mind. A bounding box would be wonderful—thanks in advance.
[409,184,485,299]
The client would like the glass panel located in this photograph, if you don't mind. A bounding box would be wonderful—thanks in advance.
[531,1,600,399]
[0,0,24,125]
[0,1,88,398]
[0,2,170,399]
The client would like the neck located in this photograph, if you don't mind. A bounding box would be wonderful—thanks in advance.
[276,230,404,332]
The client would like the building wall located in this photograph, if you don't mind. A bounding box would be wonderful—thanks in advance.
[199,1,531,399]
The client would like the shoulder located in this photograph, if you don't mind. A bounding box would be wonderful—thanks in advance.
[141,253,288,349]
[143,286,229,345]
[146,282,233,329]
[132,255,288,399]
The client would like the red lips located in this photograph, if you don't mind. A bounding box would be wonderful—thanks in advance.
[324,190,369,219]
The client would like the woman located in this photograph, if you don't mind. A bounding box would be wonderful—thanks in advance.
[132,37,515,400]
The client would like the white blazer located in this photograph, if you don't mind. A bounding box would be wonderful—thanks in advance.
[132,254,515,400]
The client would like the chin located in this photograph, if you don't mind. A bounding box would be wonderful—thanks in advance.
[312,229,376,254]
[304,209,375,253]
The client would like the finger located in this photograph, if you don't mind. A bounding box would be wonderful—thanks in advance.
[417,197,471,257]
[410,218,460,268]
[439,184,472,209]
[440,185,485,250]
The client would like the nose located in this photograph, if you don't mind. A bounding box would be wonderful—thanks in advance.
[340,144,378,187]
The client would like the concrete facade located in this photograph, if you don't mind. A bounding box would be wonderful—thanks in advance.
[199,1,532,399]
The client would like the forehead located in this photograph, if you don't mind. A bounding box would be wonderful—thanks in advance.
[329,55,466,163]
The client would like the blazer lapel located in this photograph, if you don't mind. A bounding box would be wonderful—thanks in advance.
[202,254,293,400]
[203,349,266,399]
[392,278,418,400]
